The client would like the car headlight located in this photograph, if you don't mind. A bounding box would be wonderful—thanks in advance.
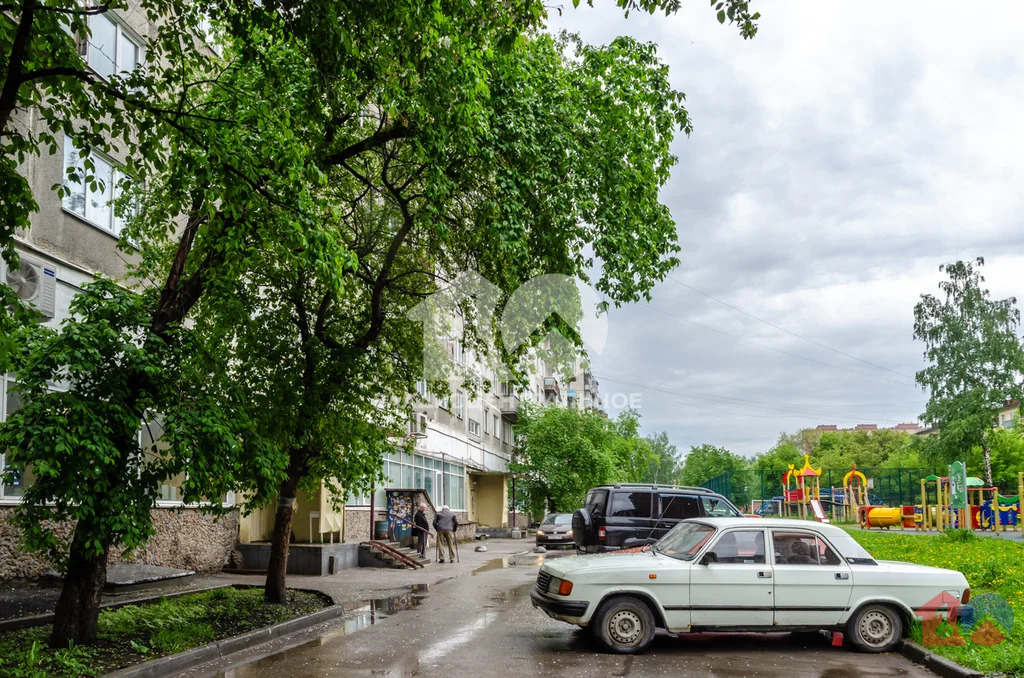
[566,529,572,536]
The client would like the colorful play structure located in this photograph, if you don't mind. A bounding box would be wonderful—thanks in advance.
[771,461,1024,532]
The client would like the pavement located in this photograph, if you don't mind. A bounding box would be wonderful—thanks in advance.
[171,542,937,678]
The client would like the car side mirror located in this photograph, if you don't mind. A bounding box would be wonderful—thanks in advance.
[700,551,718,566]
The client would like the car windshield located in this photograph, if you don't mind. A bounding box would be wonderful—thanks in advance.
[653,521,716,560]
[828,532,877,565]
[542,514,572,526]
[701,495,741,517]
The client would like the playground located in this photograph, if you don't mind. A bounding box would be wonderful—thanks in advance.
[746,457,1024,537]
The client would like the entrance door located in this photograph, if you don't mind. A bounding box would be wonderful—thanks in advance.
[770,530,853,626]
[689,528,773,627]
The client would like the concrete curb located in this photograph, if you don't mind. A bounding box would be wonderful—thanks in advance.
[0,584,233,633]
[103,603,345,678]
[899,640,984,678]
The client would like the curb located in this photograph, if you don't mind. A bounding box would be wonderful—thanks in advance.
[899,640,983,678]
[103,603,345,678]
[0,584,233,633]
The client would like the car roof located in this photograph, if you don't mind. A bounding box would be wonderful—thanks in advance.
[592,484,720,495]
[690,517,847,535]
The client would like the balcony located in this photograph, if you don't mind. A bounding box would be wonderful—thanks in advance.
[500,394,520,422]
[543,377,560,398]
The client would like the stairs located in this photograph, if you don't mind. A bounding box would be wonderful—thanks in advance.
[359,541,432,569]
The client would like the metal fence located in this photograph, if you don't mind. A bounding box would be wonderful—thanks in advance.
[703,467,925,513]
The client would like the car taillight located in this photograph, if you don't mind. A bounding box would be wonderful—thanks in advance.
[962,589,971,604]
[598,526,606,541]
[558,580,573,596]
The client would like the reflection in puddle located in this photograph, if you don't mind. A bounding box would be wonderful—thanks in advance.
[418,611,498,665]
[470,558,509,575]
[219,586,429,676]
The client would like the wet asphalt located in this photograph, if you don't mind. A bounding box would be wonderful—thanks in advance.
[186,554,935,678]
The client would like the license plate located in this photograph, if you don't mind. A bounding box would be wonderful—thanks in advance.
[548,535,563,539]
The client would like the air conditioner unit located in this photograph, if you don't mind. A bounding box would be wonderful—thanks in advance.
[408,411,429,439]
[2,253,57,319]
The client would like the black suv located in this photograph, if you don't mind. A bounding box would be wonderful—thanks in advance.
[572,484,742,553]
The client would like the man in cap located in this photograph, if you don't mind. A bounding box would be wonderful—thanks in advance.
[432,504,459,563]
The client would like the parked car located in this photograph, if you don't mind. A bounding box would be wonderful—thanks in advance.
[532,517,971,654]
[536,513,574,547]
[571,484,741,553]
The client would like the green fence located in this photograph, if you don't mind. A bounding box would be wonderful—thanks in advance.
[702,467,925,513]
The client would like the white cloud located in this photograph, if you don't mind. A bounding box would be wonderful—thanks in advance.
[549,1,1024,456]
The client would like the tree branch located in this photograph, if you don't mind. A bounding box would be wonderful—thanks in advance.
[321,118,414,167]
[0,0,38,133]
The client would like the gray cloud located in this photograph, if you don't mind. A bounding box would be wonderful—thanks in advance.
[550,1,1024,457]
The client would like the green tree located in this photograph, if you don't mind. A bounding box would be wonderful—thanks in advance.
[914,258,1024,486]
[607,410,657,482]
[679,443,745,486]
[640,431,681,484]
[0,17,324,646]
[511,404,620,515]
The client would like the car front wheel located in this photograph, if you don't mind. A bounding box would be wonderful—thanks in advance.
[593,596,656,654]
[847,603,903,653]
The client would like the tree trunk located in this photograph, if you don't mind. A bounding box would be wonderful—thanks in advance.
[50,523,109,648]
[981,434,994,488]
[264,467,302,604]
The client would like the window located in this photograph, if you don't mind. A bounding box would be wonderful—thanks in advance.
[438,393,450,411]
[711,530,766,564]
[609,491,652,518]
[455,339,464,364]
[198,15,224,56]
[0,377,35,501]
[501,420,512,444]
[772,532,842,566]
[468,418,480,436]
[492,414,499,438]
[483,410,490,434]
[86,14,140,79]
[455,391,464,419]
[62,138,131,235]
[659,494,700,521]
[701,495,741,517]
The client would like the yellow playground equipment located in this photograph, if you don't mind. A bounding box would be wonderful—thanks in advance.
[841,465,867,523]
[782,455,827,521]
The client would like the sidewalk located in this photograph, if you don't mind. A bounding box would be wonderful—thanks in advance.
[0,538,539,624]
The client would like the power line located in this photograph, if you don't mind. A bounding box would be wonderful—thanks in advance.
[633,303,917,388]
[666,275,917,380]
[591,363,917,425]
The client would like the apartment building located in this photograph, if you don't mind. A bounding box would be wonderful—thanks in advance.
[0,4,236,580]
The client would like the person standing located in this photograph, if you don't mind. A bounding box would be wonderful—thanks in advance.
[433,504,459,563]
[413,503,431,558]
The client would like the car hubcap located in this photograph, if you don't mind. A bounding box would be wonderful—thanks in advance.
[859,610,894,647]
[609,609,644,645]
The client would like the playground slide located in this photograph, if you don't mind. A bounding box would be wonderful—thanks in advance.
[809,499,830,523]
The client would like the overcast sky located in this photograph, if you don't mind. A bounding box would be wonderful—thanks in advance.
[547,1,1024,457]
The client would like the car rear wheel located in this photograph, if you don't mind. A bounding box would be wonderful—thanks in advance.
[846,603,903,653]
[593,596,656,654]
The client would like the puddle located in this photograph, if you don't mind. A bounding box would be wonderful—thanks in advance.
[470,558,509,575]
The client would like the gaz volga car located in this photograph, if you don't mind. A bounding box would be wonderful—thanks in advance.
[531,518,970,654]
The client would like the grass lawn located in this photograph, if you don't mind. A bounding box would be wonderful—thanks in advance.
[0,587,327,678]
[847,528,1024,676]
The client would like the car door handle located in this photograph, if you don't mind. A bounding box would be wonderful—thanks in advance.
[757,571,772,578]
[835,572,850,580]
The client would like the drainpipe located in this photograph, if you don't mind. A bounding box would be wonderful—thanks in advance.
[369,481,375,539]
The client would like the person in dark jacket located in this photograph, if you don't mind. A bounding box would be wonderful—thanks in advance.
[413,503,430,558]
[433,505,459,563]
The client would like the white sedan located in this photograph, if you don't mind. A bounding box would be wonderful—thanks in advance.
[531,518,970,654]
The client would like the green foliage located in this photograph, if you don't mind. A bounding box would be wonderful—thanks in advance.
[511,405,656,514]
[0,588,325,677]
[914,258,1024,485]
[0,280,258,565]
[638,431,681,484]
[679,443,745,486]
[847,529,1024,675]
